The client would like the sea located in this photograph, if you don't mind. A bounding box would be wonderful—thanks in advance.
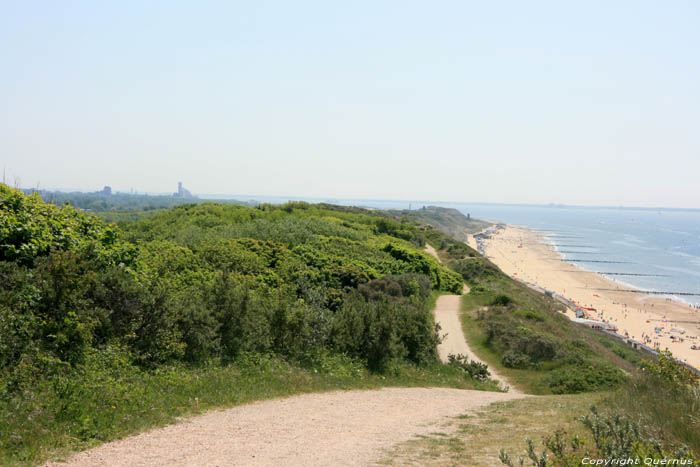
[449,203,700,308]
[203,194,700,307]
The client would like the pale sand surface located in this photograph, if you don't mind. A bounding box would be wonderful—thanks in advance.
[433,293,515,392]
[424,243,442,262]
[425,244,516,390]
[482,226,700,369]
[46,387,522,467]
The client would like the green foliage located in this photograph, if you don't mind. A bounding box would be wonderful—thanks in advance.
[546,364,626,394]
[330,275,439,371]
[512,309,544,321]
[490,293,514,306]
[499,406,696,466]
[0,185,137,267]
[641,350,700,387]
[478,305,627,392]
[454,245,636,394]
[0,186,473,391]
[1,189,469,376]
[381,243,462,293]
[451,257,501,284]
[26,188,254,213]
[384,206,490,242]
[0,188,489,463]
[448,353,491,381]
[604,351,700,454]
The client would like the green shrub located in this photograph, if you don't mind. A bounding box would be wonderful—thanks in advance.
[512,309,544,321]
[546,363,625,394]
[502,350,532,369]
[0,185,137,268]
[499,406,696,466]
[605,352,700,453]
[330,275,439,370]
[448,353,491,381]
[489,294,514,306]
[451,258,500,284]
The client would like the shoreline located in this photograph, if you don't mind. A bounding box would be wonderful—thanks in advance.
[479,225,700,369]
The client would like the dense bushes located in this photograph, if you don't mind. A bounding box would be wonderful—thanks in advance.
[480,305,626,392]
[1,186,466,391]
[331,277,440,371]
[0,185,137,267]
[450,257,501,284]
[546,363,626,394]
[1,186,480,462]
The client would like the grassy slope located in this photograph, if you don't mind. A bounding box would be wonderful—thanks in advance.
[403,207,643,394]
[386,206,491,241]
[383,207,699,463]
[381,392,603,466]
[459,275,642,395]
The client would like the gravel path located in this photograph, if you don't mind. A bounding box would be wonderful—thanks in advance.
[433,294,515,392]
[425,244,516,391]
[424,243,442,263]
[47,388,522,467]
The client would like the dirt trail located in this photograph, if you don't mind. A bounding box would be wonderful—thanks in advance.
[424,243,442,263]
[425,244,515,391]
[433,294,514,391]
[47,388,522,467]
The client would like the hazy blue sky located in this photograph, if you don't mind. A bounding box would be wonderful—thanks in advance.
[2,1,699,207]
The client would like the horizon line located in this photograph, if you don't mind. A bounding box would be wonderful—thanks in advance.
[15,184,700,213]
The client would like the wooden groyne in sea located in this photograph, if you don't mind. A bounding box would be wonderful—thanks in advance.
[558,251,602,254]
[552,244,596,248]
[560,270,669,277]
[582,287,700,297]
[563,259,632,264]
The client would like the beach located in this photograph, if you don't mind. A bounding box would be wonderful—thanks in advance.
[480,225,700,369]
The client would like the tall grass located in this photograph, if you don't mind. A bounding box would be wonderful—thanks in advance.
[0,351,498,466]
[606,371,700,454]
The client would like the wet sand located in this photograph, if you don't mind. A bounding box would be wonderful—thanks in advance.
[481,226,700,369]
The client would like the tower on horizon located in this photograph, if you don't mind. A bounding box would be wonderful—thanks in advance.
[174,181,194,198]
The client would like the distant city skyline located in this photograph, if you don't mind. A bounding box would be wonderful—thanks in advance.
[2,2,699,208]
[15,183,700,212]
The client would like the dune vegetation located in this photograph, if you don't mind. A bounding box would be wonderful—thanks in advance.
[0,185,475,464]
[2,186,696,464]
[413,220,700,462]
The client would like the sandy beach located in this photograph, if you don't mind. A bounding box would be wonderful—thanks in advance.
[480,225,700,369]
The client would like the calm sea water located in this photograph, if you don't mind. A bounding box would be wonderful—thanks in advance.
[446,204,700,307]
[205,195,700,306]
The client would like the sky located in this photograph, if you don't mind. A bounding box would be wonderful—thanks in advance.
[2,1,699,208]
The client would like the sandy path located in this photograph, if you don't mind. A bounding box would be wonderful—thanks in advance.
[424,243,442,262]
[425,244,515,390]
[433,293,514,392]
[47,388,522,467]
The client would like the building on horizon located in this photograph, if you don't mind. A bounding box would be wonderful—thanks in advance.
[173,181,195,198]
